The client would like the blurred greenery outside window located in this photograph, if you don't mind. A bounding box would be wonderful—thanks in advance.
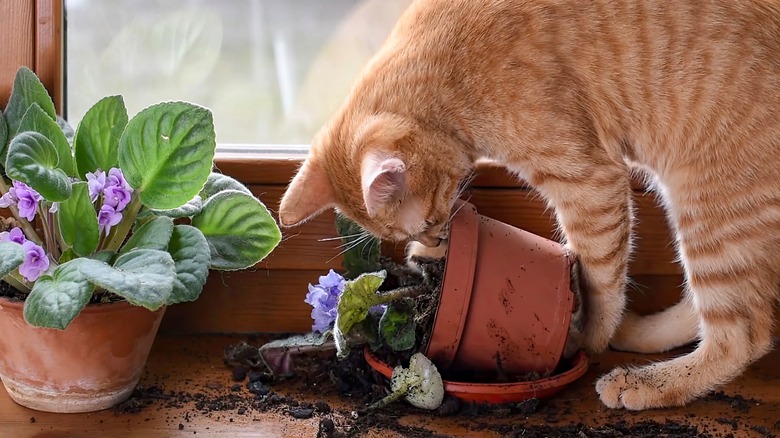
[64,0,411,156]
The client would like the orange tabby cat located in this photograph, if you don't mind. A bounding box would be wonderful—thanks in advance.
[278,0,780,410]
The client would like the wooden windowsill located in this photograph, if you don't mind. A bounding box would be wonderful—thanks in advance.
[0,333,776,437]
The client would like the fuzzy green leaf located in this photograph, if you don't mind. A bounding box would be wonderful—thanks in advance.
[191,190,281,270]
[166,225,210,305]
[78,249,174,310]
[142,195,202,219]
[120,215,174,254]
[118,101,215,209]
[333,271,386,359]
[58,248,76,264]
[18,103,76,176]
[5,131,72,201]
[379,298,416,352]
[0,241,25,278]
[3,66,56,137]
[200,172,252,200]
[88,250,116,264]
[335,214,381,279]
[74,95,128,178]
[58,182,99,256]
[23,259,95,330]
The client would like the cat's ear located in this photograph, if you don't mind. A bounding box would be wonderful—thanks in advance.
[361,151,407,217]
[278,159,336,227]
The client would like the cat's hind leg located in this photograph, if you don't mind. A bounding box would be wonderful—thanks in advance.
[609,300,699,353]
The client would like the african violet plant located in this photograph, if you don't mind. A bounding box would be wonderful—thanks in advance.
[0,66,281,329]
[258,214,443,411]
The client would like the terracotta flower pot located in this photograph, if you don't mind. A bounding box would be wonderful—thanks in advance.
[0,297,165,413]
[365,200,587,403]
[425,200,577,376]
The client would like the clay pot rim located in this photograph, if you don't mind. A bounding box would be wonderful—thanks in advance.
[364,346,588,394]
[0,295,157,314]
[423,200,478,367]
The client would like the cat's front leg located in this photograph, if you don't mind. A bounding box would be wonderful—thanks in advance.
[531,163,633,356]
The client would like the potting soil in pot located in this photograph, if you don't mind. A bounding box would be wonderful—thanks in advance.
[0,281,127,305]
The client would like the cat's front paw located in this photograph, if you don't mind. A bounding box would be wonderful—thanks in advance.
[563,289,611,357]
[405,240,447,272]
[596,365,695,410]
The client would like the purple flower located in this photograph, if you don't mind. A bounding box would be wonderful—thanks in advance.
[106,168,131,191]
[98,204,123,236]
[0,190,15,208]
[86,170,106,202]
[103,185,132,211]
[0,227,26,244]
[1,181,42,222]
[101,168,133,211]
[305,270,347,333]
[18,240,49,282]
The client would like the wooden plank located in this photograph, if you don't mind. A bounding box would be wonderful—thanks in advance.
[214,156,303,185]
[160,269,322,334]
[626,274,685,315]
[160,271,686,335]
[160,269,780,336]
[160,267,779,336]
[0,0,35,107]
[248,185,346,271]
[34,0,63,113]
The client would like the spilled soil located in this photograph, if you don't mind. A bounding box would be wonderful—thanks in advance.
[111,336,776,438]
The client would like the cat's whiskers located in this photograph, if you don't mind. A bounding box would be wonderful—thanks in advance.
[446,171,477,224]
[334,231,372,250]
[318,232,366,242]
[280,231,301,242]
[448,192,473,224]
[327,232,374,263]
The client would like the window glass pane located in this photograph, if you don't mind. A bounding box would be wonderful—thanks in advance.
[65,0,410,147]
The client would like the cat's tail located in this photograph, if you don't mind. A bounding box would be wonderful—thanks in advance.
[609,299,699,354]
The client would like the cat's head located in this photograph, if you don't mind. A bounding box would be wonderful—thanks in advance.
[278,112,472,246]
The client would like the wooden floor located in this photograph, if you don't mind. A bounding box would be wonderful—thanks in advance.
[0,334,778,438]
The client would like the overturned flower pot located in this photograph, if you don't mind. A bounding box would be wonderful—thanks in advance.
[366,200,588,403]
[424,201,577,375]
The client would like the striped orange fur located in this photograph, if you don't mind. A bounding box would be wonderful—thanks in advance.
[279,0,780,410]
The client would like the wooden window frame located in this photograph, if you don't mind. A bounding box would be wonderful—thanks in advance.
[3,1,686,335]
[0,0,62,111]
